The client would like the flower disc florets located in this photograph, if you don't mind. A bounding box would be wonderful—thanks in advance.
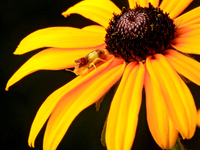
[105,3,175,62]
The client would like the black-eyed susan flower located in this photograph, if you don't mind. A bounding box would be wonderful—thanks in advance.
[5,0,200,149]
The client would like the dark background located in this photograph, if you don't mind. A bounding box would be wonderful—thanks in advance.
[1,0,200,150]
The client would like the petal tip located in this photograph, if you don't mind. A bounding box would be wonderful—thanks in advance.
[13,51,18,55]
[28,139,35,148]
[5,82,11,91]
[61,12,68,18]
[5,86,9,91]
[61,11,70,18]
[13,47,23,55]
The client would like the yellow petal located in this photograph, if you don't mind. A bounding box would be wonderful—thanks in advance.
[5,48,96,91]
[159,0,170,12]
[106,62,145,150]
[139,0,148,7]
[148,0,159,7]
[43,58,126,150]
[172,43,200,54]
[14,26,105,54]
[174,24,200,37]
[175,28,200,38]
[128,0,159,11]
[145,69,178,149]
[173,37,200,43]
[164,49,200,86]
[160,0,192,18]
[171,26,200,54]
[145,56,160,88]
[174,6,200,27]
[28,75,81,148]
[159,0,177,14]
[128,0,138,8]
[168,0,193,19]
[128,0,158,8]
[197,109,200,127]
[28,56,124,148]
[62,0,121,28]
[82,25,106,33]
[147,54,197,139]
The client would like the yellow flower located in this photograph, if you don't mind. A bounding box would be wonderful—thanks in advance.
[5,0,200,149]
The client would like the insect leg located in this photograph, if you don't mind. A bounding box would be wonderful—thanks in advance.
[89,58,107,69]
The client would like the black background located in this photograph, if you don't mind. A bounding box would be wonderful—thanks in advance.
[1,0,200,150]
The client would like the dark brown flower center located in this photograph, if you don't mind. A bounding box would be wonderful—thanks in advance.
[105,3,175,62]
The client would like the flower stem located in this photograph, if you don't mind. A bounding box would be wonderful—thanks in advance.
[171,136,185,150]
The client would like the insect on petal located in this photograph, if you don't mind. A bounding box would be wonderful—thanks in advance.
[43,59,126,150]
[5,48,96,91]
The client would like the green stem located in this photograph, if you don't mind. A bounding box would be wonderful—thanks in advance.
[171,136,185,150]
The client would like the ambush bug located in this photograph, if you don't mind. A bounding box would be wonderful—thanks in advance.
[67,49,107,76]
